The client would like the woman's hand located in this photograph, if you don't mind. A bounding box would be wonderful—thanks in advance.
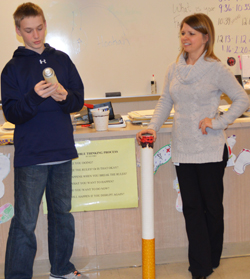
[199,117,213,135]
[136,129,156,145]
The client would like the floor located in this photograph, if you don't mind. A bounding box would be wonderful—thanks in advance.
[33,256,250,279]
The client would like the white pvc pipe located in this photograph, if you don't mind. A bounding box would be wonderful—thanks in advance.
[141,146,154,239]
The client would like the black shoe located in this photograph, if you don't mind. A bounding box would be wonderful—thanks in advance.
[192,276,207,279]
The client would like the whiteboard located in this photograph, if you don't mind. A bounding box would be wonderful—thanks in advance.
[0,0,250,99]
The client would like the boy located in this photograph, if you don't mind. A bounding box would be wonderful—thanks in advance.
[1,3,87,279]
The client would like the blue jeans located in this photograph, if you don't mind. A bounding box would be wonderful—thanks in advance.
[5,161,76,279]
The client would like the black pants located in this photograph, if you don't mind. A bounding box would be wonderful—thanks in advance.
[175,145,228,277]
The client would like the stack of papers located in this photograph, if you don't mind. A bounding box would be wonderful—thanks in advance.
[128,109,174,125]
[218,105,231,113]
[108,114,126,128]
[218,105,250,118]
[0,122,15,134]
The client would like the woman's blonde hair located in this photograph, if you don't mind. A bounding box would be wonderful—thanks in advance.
[177,13,219,62]
[13,2,45,28]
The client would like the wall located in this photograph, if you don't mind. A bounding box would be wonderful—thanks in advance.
[0,0,250,99]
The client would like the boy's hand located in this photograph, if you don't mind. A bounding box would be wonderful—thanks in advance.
[34,80,57,98]
[51,83,68,102]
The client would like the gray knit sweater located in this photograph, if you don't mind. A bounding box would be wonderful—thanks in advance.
[148,52,250,163]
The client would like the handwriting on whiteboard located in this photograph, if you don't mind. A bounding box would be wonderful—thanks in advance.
[171,0,250,57]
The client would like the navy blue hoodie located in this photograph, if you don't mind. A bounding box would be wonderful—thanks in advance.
[1,43,84,167]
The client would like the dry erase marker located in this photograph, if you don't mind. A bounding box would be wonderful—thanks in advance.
[81,124,91,127]
[238,55,242,70]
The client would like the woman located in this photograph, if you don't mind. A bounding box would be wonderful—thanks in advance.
[136,13,249,279]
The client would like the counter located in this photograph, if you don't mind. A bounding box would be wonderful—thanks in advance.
[1,118,250,275]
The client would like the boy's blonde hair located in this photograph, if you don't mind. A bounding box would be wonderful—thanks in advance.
[13,2,45,28]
